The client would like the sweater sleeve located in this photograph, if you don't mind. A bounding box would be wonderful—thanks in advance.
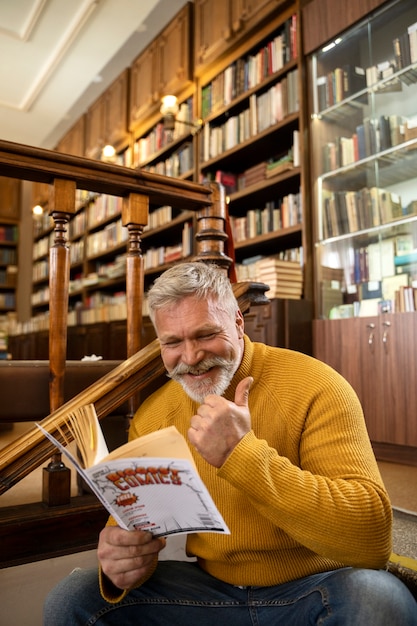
[217,356,392,569]
[98,516,159,604]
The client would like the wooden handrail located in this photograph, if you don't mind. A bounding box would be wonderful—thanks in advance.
[0,283,268,495]
[0,139,212,210]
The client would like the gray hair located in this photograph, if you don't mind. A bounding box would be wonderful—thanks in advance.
[147,262,239,325]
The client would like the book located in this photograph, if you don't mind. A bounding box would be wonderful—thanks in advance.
[37,405,230,537]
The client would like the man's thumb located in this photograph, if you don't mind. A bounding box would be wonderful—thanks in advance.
[234,376,253,407]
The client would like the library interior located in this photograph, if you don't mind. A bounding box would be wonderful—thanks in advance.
[0,0,416,624]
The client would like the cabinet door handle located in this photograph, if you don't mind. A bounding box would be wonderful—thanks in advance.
[382,321,391,351]
[367,323,375,346]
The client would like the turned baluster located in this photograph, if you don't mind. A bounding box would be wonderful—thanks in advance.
[42,178,76,506]
[122,193,149,418]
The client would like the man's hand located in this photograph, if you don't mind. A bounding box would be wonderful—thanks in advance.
[188,376,253,467]
[98,525,166,590]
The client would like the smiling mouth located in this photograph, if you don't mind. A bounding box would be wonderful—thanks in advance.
[186,366,215,378]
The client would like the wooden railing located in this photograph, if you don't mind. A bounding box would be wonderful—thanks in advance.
[0,140,268,567]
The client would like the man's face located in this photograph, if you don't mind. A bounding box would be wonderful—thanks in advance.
[154,295,245,403]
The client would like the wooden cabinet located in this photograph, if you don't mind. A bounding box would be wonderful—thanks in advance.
[194,0,288,76]
[129,3,193,133]
[245,298,312,353]
[314,315,417,463]
[55,116,85,156]
[85,69,129,159]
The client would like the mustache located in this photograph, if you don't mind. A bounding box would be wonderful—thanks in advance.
[169,356,233,378]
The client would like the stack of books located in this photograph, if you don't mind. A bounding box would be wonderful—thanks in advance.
[238,255,303,299]
[256,257,303,299]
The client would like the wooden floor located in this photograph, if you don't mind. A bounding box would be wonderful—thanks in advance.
[378,461,417,514]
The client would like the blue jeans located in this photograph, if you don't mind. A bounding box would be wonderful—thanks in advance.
[44,561,417,625]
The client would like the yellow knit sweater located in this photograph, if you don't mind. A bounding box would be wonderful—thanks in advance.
[100,335,392,601]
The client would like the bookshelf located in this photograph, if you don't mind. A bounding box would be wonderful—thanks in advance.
[309,0,417,319]
[20,1,314,351]
[197,6,309,297]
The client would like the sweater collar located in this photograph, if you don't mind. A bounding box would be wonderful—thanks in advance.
[222,334,254,401]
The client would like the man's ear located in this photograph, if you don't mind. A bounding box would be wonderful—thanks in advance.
[236,309,245,337]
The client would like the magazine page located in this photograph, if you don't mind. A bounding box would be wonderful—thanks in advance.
[85,456,230,536]
[36,423,230,537]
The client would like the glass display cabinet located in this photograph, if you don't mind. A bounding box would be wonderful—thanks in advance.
[309,0,417,319]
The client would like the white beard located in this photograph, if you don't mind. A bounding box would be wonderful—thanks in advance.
[168,356,239,403]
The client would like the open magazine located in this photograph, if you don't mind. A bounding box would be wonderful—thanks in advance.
[37,404,230,538]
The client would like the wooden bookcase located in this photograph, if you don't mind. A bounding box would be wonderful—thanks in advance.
[196,6,309,295]
[20,0,315,354]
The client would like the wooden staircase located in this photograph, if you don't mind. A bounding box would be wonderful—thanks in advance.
[0,140,268,567]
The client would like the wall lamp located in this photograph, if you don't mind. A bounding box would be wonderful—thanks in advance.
[32,204,44,216]
[160,95,202,134]
[101,144,116,162]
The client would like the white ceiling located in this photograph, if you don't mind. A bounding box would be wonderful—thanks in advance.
[0,0,188,150]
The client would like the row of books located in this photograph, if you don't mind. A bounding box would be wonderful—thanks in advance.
[69,210,88,239]
[321,114,409,173]
[351,238,417,285]
[0,292,16,309]
[0,225,18,243]
[144,142,193,178]
[31,285,49,306]
[144,205,173,231]
[316,20,417,111]
[69,297,128,326]
[201,14,297,118]
[133,99,193,165]
[0,267,17,288]
[236,254,303,299]
[209,133,299,195]
[201,69,299,162]
[321,187,417,239]
[87,194,123,229]
[316,64,367,110]
[86,219,128,258]
[143,222,194,270]
[0,248,17,265]
[230,192,302,242]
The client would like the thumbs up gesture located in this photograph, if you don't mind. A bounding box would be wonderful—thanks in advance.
[188,376,253,468]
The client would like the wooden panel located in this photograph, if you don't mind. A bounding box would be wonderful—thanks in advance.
[129,42,157,130]
[194,0,232,74]
[314,314,417,450]
[85,95,106,159]
[157,2,193,98]
[105,69,129,148]
[55,116,85,157]
[243,298,313,353]
[194,0,292,75]
[0,177,20,220]
[301,0,387,54]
